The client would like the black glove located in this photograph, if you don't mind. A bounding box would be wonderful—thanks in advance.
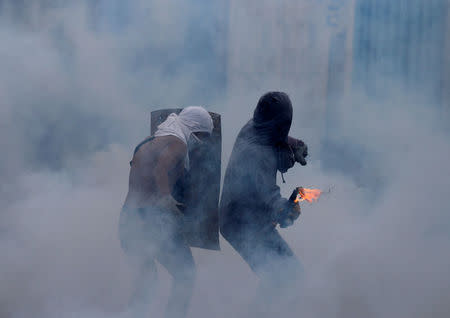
[277,201,301,228]
[288,137,308,166]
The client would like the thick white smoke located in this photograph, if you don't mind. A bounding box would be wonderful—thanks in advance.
[0,1,449,318]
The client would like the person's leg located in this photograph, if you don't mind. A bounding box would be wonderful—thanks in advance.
[119,208,159,316]
[254,229,305,316]
[156,228,196,318]
[222,224,303,315]
[254,229,303,284]
[257,229,304,306]
[127,257,158,317]
[222,224,303,280]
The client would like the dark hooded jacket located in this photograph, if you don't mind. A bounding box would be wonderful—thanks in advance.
[220,92,293,231]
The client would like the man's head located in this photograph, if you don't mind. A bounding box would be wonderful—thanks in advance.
[155,106,213,146]
[179,106,213,133]
[178,106,213,148]
[253,92,293,145]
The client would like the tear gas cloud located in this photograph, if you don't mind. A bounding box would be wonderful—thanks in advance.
[0,1,449,317]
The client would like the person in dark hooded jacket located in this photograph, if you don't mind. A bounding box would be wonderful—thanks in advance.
[220,92,307,305]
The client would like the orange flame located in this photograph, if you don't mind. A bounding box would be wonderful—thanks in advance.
[294,187,322,203]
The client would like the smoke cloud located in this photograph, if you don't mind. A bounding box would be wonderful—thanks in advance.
[0,1,449,318]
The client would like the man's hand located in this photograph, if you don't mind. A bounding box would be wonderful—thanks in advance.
[288,137,308,166]
[278,201,301,228]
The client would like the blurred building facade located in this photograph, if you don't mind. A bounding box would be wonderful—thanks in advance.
[226,0,450,138]
[351,0,450,110]
[226,0,356,149]
[0,0,55,28]
[2,1,448,118]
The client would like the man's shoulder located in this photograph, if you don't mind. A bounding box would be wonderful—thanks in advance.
[156,135,187,156]
[134,135,187,161]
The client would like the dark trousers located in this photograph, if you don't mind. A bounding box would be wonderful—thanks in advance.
[221,222,304,313]
[119,207,195,318]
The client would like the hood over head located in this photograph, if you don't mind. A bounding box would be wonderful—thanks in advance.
[252,91,293,145]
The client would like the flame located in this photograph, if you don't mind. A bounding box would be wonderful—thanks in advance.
[294,187,322,203]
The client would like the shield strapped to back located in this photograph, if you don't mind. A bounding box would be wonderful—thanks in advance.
[151,109,221,250]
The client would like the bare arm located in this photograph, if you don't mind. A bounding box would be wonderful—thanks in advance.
[153,141,187,197]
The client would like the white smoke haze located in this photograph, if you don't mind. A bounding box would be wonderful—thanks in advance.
[1,1,449,318]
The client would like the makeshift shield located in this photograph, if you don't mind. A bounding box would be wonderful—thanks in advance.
[151,108,221,250]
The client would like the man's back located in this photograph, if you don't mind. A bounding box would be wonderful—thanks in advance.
[220,120,280,229]
[220,92,294,232]
[123,135,187,209]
